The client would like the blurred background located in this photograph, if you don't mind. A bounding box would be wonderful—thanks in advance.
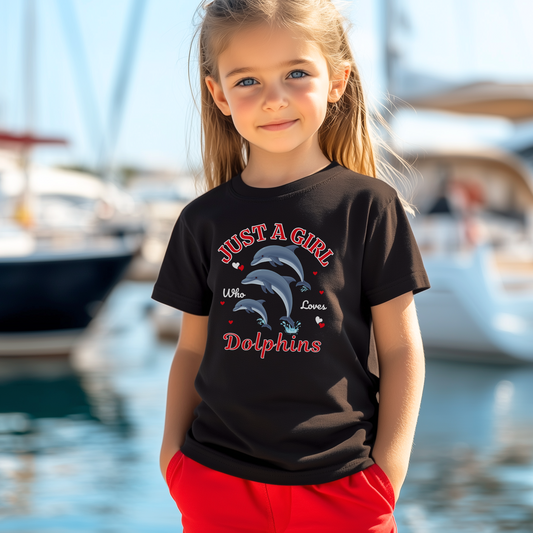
[1,0,533,531]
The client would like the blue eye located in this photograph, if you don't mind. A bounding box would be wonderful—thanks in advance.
[288,70,308,79]
[237,78,257,87]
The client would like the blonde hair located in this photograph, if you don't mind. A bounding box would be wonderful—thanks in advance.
[187,0,419,215]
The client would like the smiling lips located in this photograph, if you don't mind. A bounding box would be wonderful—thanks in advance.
[259,119,298,131]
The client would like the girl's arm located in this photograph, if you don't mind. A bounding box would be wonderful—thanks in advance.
[160,311,209,480]
[370,291,426,503]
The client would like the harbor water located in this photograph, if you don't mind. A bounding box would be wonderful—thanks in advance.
[1,280,533,532]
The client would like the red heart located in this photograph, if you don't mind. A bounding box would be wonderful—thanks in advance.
[239,265,244,271]
[228,320,233,324]
[319,290,324,295]
[319,323,325,328]
[220,301,225,305]
[313,271,317,275]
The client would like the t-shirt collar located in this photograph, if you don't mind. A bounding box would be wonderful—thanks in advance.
[230,160,341,199]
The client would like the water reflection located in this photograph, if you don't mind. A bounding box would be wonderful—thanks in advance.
[395,359,533,532]
[0,281,179,531]
[0,356,130,441]
[1,282,533,531]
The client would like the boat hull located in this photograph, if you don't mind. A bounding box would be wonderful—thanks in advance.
[0,246,136,355]
[415,245,533,363]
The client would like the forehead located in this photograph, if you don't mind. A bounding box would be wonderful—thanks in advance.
[218,23,326,78]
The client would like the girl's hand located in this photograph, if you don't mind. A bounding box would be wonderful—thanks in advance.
[160,444,180,481]
[372,456,401,504]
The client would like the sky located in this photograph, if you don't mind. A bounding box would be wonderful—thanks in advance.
[1,0,533,175]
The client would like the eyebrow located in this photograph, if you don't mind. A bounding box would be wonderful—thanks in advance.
[225,58,315,79]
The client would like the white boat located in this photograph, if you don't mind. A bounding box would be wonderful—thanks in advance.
[380,0,533,363]
[125,171,195,282]
[124,172,198,339]
[0,0,148,357]
[404,147,533,363]
[0,151,145,357]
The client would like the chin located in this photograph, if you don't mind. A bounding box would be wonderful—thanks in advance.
[256,141,305,154]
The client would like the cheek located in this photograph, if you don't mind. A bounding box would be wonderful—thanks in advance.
[228,93,256,121]
[229,99,258,136]
[293,84,329,122]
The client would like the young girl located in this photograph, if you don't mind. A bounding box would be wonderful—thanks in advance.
[152,0,431,531]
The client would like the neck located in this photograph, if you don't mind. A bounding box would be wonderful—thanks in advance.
[241,134,331,188]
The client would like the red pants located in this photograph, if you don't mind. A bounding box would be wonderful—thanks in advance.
[166,450,397,533]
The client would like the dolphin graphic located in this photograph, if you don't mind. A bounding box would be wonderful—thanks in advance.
[251,245,311,291]
[233,298,272,330]
[241,269,296,326]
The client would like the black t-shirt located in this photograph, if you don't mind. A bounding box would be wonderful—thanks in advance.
[151,161,431,485]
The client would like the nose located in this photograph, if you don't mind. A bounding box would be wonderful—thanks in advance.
[261,82,288,112]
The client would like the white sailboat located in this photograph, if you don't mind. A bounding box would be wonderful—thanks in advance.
[403,148,533,362]
[0,0,147,356]
[383,1,533,362]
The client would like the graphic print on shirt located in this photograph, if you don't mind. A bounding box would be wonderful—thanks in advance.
[232,298,272,330]
[250,244,313,291]
[217,222,333,358]
[241,268,298,328]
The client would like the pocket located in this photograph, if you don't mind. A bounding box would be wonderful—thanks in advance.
[165,449,184,487]
[368,463,396,510]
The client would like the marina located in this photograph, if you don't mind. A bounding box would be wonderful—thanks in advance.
[2,0,533,530]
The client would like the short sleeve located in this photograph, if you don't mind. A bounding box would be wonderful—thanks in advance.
[151,211,212,315]
[362,191,431,307]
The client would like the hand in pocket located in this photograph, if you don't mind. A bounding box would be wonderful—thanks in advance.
[373,461,399,505]
[161,447,181,482]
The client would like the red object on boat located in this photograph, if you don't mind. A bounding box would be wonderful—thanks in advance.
[0,131,68,147]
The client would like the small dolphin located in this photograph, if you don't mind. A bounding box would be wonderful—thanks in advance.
[241,269,296,326]
[233,298,272,330]
[251,245,311,291]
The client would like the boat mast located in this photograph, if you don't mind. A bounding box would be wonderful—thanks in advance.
[0,0,68,228]
[56,0,104,174]
[17,0,36,227]
[97,0,147,184]
[381,0,411,158]
[379,0,398,161]
[383,0,396,107]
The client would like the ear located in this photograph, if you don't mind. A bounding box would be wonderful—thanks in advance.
[205,75,231,116]
[327,62,351,103]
